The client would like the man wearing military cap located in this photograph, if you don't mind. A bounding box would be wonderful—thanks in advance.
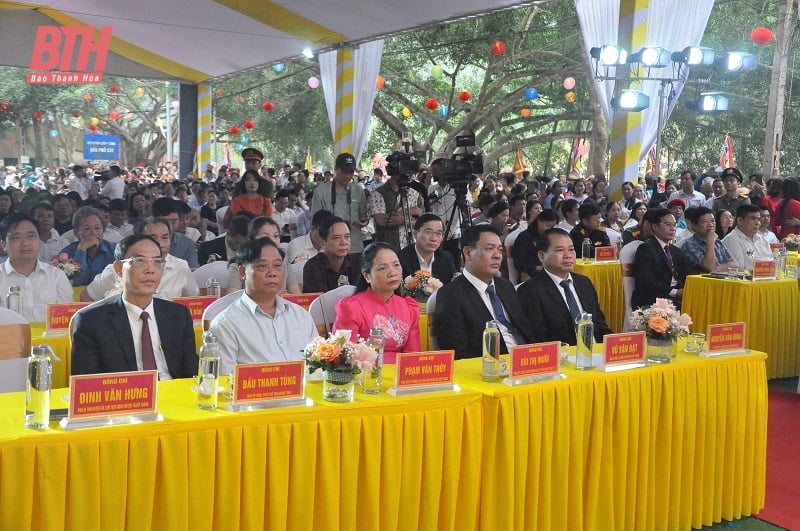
[712,167,750,214]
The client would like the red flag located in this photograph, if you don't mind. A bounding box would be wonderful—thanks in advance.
[719,133,736,168]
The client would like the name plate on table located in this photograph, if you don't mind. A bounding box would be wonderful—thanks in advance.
[173,296,217,322]
[282,293,320,310]
[701,322,748,358]
[225,361,310,411]
[770,243,784,252]
[594,246,617,262]
[61,370,161,430]
[44,302,89,335]
[388,350,458,396]
[751,260,776,281]
[598,331,647,372]
[503,342,565,386]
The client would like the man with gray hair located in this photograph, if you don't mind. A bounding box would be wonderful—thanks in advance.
[59,206,116,286]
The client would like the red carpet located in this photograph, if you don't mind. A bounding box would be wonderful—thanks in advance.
[758,389,800,529]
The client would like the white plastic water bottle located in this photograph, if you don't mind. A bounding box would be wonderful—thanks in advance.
[363,327,384,394]
[7,285,22,314]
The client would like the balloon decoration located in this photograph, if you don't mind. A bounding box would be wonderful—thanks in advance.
[72,110,81,118]
[491,40,507,56]
[272,63,285,73]
[241,136,249,143]
[215,88,225,97]
[262,101,274,111]
[84,93,93,101]
[750,26,774,46]
[424,98,439,110]
[124,112,134,120]
[171,101,179,109]
[109,111,120,120]
[236,95,245,103]
[33,111,43,120]
[90,117,100,126]
[109,85,119,93]
[89,124,98,132]
[307,76,320,89]
[431,65,443,79]
[563,77,576,90]
[243,119,254,130]
[376,75,385,89]
[458,90,471,102]
[401,107,412,118]
[439,105,449,117]
[49,129,59,137]
[229,125,241,135]
[524,87,539,101]
[135,87,145,97]
[565,91,576,103]
[0,100,11,114]
[520,108,531,118]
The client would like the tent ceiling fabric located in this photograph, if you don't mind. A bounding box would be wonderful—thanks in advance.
[1,0,532,83]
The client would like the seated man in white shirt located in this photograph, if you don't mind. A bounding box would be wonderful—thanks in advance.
[722,204,774,268]
[106,199,134,241]
[81,218,199,301]
[0,213,73,322]
[31,202,70,262]
[209,237,318,375]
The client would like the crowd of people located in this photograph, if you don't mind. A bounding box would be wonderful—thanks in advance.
[0,151,792,377]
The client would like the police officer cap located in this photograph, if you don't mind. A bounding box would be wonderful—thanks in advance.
[241,147,264,161]
[721,167,743,182]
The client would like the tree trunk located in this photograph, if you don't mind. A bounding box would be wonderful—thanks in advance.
[762,0,794,177]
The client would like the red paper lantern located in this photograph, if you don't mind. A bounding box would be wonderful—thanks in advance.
[109,85,119,93]
[215,88,225,97]
[33,111,43,120]
[458,90,471,102]
[89,124,98,132]
[72,110,81,118]
[243,119,254,130]
[109,111,120,120]
[376,75,385,90]
[520,108,531,118]
[425,98,439,111]
[236,95,245,103]
[491,40,507,56]
[750,26,774,46]
[84,93,93,101]
[262,101,274,111]
[229,125,241,135]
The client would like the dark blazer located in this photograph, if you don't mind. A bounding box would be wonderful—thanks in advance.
[434,274,533,359]
[398,244,456,285]
[631,237,694,310]
[517,271,613,345]
[198,235,227,266]
[71,295,197,378]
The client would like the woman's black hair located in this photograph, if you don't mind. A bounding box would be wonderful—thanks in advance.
[354,241,400,294]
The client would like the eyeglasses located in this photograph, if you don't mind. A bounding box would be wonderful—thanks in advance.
[658,222,678,228]
[419,228,444,238]
[120,257,167,268]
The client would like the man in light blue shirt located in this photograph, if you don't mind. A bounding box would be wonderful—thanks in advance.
[59,206,116,286]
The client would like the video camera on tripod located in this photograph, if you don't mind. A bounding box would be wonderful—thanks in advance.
[439,132,484,188]
[386,131,424,187]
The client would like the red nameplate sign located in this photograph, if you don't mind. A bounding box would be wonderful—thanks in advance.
[594,246,617,262]
[173,296,217,321]
[706,322,746,353]
[282,293,320,310]
[770,243,785,252]
[233,361,305,403]
[68,371,157,420]
[510,342,559,378]
[603,331,646,365]
[395,350,454,389]
[752,260,776,280]
[46,302,89,330]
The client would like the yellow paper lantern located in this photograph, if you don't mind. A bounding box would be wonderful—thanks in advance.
[135,87,145,97]
[431,65,443,79]
[90,117,100,126]
[401,107,412,118]
[565,91,577,103]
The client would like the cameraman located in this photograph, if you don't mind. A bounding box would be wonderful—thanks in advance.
[428,158,468,266]
[371,152,424,251]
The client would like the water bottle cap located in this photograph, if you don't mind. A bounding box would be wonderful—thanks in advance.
[370,327,383,336]
[8,285,20,293]
[203,331,218,344]
[206,277,219,287]
[32,345,49,356]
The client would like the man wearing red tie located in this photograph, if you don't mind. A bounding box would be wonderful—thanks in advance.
[631,208,697,311]
[71,234,197,379]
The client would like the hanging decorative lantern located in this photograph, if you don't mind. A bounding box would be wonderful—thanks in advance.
[243,119,254,130]
[272,63,285,73]
[236,95,245,104]
[458,90,471,102]
[72,110,81,118]
[401,107,412,118]
[491,40,507,56]
[376,75,385,89]
[563,77,576,90]
[109,111,120,120]
[520,108,531,117]
[439,105,449,117]
[215,87,225,97]
[262,101,274,111]
[229,125,241,135]
[89,124,98,132]
[425,98,439,111]
[109,85,119,93]
[307,76,320,89]
[171,101,179,109]
[525,87,539,101]
[135,87,145,97]
[124,112,134,120]
[84,93,93,101]
[33,111,43,120]
[565,91,577,103]
[431,65,443,79]
[750,26,774,46]
[90,117,100,126]
[49,129,59,137]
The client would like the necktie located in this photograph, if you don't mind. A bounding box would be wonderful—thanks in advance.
[560,279,581,323]
[486,285,525,344]
[663,244,682,286]
[140,311,157,371]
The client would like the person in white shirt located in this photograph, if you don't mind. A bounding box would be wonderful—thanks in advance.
[272,189,298,241]
[668,170,707,209]
[556,199,580,233]
[68,164,92,200]
[106,199,134,240]
[100,165,125,200]
[31,202,69,262]
[81,218,198,301]
[0,213,73,322]
[722,204,774,268]
[209,237,318,375]
[758,207,780,245]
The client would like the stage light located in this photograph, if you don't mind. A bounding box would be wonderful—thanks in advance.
[302,48,314,59]
[716,52,756,72]
[687,92,729,112]
[671,46,716,66]
[590,45,628,66]
[629,47,671,68]
[611,90,650,112]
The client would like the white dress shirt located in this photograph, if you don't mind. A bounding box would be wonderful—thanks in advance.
[0,259,73,322]
[121,297,171,380]
[85,254,199,301]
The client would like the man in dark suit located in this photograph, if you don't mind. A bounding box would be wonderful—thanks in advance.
[631,208,695,310]
[518,228,612,345]
[197,214,249,265]
[71,234,197,379]
[434,225,533,359]
[398,214,456,284]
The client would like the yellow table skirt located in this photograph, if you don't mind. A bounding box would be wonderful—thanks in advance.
[459,351,767,531]
[573,260,625,333]
[683,274,800,378]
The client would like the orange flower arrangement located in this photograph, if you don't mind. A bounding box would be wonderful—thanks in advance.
[629,298,692,339]
[403,270,443,301]
[304,330,376,375]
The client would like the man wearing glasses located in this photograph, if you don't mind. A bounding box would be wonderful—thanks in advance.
[631,208,697,311]
[398,214,456,284]
[71,234,197,379]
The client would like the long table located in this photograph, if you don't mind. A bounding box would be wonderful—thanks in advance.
[683,274,800,378]
[0,352,767,530]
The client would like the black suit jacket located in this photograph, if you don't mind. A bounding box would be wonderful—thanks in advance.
[71,295,197,378]
[398,244,456,285]
[631,237,694,310]
[517,271,612,345]
[198,235,227,266]
[434,274,533,359]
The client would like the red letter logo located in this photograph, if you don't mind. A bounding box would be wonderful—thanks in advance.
[29,26,111,84]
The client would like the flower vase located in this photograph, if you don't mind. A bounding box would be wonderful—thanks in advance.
[415,297,428,314]
[322,370,355,403]
[646,336,674,364]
